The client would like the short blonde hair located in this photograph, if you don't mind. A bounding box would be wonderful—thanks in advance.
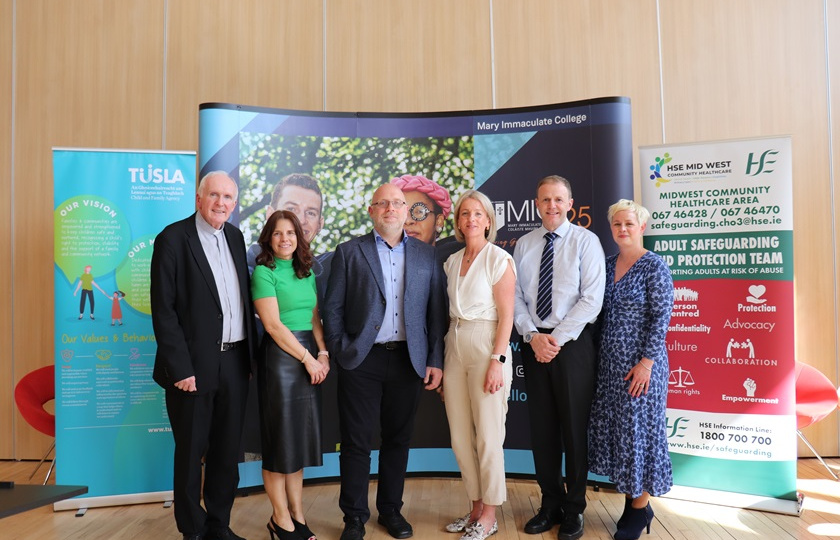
[452,189,497,243]
[607,199,650,226]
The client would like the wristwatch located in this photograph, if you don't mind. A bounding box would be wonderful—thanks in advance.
[523,331,537,343]
[491,354,507,364]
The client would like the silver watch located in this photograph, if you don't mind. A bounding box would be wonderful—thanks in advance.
[523,331,537,343]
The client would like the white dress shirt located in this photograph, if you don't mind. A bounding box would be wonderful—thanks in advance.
[513,220,606,346]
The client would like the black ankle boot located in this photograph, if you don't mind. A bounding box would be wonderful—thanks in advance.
[613,503,653,540]
[616,497,633,528]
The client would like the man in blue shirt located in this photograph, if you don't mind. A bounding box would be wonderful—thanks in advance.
[322,183,446,540]
[513,175,605,540]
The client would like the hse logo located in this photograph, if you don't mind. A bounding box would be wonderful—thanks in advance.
[648,153,673,187]
[666,416,689,439]
[745,149,778,176]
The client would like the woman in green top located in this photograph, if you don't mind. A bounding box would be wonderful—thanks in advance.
[252,210,330,540]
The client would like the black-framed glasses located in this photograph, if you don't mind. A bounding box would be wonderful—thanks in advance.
[409,202,433,221]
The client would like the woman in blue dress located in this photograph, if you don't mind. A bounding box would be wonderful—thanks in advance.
[588,199,674,540]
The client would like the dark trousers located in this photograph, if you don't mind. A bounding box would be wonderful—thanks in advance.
[79,289,94,314]
[521,325,596,515]
[165,346,249,536]
[337,345,423,522]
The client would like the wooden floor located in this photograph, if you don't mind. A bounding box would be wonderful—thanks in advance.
[2,458,840,539]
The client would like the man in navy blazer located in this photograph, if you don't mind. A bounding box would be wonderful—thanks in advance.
[151,171,256,540]
[323,183,446,540]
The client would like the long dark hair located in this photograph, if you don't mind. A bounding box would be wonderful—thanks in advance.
[254,210,313,278]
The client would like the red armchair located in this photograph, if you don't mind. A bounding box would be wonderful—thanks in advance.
[14,365,56,484]
[795,361,839,480]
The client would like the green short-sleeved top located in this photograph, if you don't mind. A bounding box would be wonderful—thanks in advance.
[80,273,94,290]
[251,258,316,331]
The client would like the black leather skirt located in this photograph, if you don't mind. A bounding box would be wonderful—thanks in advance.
[257,330,323,473]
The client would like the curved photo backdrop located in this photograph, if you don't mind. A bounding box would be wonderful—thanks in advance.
[198,98,634,483]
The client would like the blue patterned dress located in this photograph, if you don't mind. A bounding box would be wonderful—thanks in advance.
[588,251,674,497]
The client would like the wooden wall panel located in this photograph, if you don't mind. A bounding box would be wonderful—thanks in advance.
[13,0,166,459]
[165,0,324,152]
[325,0,492,113]
[827,0,840,459]
[0,0,14,459]
[4,1,840,460]
[493,0,662,192]
[660,0,837,455]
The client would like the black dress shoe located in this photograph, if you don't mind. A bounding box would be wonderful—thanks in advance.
[206,527,246,540]
[377,512,413,539]
[183,535,203,540]
[557,512,584,540]
[340,517,366,540]
[524,507,563,534]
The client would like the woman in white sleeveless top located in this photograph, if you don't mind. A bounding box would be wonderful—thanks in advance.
[442,190,516,540]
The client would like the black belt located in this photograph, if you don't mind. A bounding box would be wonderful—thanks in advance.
[374,341,406,350]
[220,340,244,352]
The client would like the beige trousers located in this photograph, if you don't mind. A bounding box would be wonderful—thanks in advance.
[444,318,513,506]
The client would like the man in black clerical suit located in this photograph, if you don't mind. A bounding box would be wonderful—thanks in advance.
[151,171,257,540]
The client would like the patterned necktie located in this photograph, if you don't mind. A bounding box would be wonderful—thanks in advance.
[536,231,558,321]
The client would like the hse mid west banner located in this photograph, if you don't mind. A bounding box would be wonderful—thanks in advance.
[640,137,797,512]
[53,149,196,508]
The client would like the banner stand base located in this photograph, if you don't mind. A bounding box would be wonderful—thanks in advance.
[53,490,174,512]
[663,485,802,516]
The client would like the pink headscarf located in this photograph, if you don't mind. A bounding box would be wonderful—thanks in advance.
[389,175,452,218]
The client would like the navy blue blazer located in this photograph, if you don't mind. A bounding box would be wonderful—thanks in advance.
[322,232,445,378]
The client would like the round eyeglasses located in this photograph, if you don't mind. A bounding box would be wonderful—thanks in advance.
[409,202,433,221]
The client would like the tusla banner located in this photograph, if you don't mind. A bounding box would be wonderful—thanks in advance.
[53,148,196,510]
[640,137,798,514]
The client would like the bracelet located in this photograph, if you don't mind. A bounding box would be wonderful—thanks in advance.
[299,349,309,363]
[638,360,653,371]
[317,350,330,358]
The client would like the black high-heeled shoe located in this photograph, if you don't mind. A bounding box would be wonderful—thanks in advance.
[268,516,303,540]
[616,497,633,529]
[292,517,316,540]
[613,503,653,540]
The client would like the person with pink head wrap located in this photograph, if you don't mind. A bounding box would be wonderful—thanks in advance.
[390,175,452,245]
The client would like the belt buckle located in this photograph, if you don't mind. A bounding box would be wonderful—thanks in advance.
[221,341,236,352]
